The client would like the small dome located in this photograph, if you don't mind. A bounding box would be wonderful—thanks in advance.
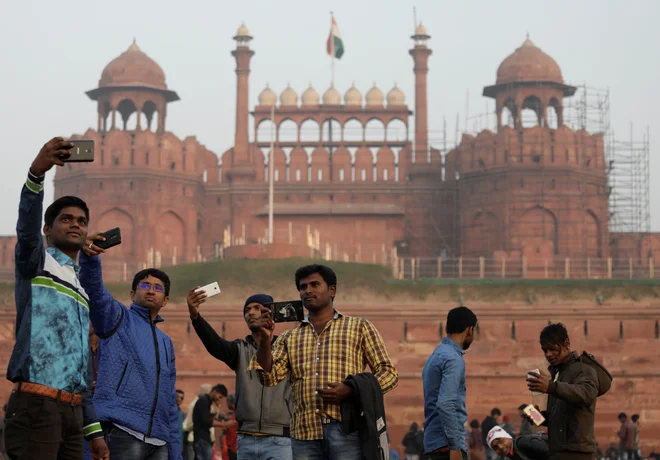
[236,23,250,37]
[258,84,276,105]
[301,84,320,106]
[100,40,166,89]
[415,23,429,37]
[344,84,362,106]
[322,85,341,105]
[280,84,298,106]
[386,84,405,106]
[365,83,384,107]
[496,37,563,85]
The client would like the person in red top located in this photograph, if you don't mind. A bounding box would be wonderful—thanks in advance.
[222,394,238,460]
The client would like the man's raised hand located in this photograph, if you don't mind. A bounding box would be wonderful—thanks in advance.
[30,137,73,177]
[187,287,208,320]
[82,233,107,257]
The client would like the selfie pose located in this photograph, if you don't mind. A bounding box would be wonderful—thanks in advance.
[485,426,549,460]
[250,264,398,460]
[79,237,182,460]
[5,138,108,460]
[188,291,293,460]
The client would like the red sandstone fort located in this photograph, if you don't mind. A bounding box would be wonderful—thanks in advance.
[0,23,659,454]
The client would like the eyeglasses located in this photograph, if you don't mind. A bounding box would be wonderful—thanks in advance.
[138,282,165,293]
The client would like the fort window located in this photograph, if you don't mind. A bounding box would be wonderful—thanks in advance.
[217,196,222,206]
[339,169,345,182]
[383,169,388,181]
[296,169,301,182]
[317,169,322,181]
[300,119,320,143]
[521,95,542,128]
[99,181,103,191]
[130,181,134,191]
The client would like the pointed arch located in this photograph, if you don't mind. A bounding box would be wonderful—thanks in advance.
[156,211,185,264]
[97,208,135,257]
[520,205,559,254]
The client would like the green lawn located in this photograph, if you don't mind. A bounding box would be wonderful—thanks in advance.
[1,258,658,304]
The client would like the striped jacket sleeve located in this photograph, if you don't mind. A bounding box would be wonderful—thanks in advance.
[81,348,103,440]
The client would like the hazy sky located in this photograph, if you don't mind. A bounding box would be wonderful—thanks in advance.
[0,0,658,235]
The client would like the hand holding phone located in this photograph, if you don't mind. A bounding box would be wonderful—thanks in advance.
[527,369,542,396]
[94,228,122,250]
[195,282,221,298]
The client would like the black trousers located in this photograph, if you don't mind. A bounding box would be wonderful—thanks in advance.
[4,391,83,460]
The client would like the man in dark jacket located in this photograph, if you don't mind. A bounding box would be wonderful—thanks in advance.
[527,323,598,460]
[402,422,423,460]
[187,291,292,460]
[80,239,182,460]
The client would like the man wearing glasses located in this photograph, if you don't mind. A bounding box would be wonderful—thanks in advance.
[78,237,182,460]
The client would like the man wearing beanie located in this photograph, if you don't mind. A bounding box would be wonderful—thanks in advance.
[486,426,549,460]
[187,290,292,460]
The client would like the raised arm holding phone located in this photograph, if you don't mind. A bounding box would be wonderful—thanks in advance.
[187,290,293,460]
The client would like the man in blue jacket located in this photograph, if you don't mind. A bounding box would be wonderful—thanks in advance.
[422,306,478,460]
[79,236,181,460]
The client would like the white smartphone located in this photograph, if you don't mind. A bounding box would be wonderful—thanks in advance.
[195,282,221,298]
[527,369,543,396]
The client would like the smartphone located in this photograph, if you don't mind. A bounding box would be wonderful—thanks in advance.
[527,369,542,396]
[62,140,94,162]
[195,282,221,298]
[266,300,304,323]
[95,228,121,250]
[523,404,546,426]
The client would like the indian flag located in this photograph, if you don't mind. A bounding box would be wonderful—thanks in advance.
[326,17,344,59]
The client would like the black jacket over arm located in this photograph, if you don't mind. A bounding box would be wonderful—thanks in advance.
[341,373,389,460]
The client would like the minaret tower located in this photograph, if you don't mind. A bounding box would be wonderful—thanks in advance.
[231,23,255,168]
[409,23,432,164]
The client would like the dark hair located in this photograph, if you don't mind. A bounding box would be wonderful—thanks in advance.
[540,323,570,348]
[44,196,89,228]
[446,306,477,334]
[131,268,171,296]
[470,419,480,429]
[295,264,337,291]
[176,389,184,395]
[491,408,501,416]
[632,414,639,422]
[212,384,228,397]
[518,404,528,411]
[618,412,627,420]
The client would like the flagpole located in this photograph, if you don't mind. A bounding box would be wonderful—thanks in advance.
[330,12,335,87]
[268,104,275,244]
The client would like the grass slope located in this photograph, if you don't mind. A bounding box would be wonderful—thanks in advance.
[1,258,658,305]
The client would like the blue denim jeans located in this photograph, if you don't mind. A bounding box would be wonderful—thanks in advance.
[193,438,214,460]
[104,426,168,460]
[290,422,362,460]
[237,433,292,460]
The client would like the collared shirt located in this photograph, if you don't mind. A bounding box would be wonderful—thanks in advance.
[248,310,398,440]
[422,337,468,453]
[7,172,89,393]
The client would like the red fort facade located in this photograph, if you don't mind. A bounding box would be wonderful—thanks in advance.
[0,24,655,279]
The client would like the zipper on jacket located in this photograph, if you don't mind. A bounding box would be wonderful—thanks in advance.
[147,322,161,436]
[116,362,128,394]
[258,384,265,432]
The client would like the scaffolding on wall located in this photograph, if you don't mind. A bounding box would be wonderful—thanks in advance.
[426,84,651,238]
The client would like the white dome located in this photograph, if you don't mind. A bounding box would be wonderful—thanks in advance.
[344,84,362,106]
[386,84,405,106]
[301,84,320,106]
[280,84,298,106]
[322,85,341,105]
[258,85,276,105]
[365,83,384,107]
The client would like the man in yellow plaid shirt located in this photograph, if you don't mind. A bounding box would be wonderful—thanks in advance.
[249,264,398,459]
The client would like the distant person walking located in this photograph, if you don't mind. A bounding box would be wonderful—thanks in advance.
[402,422,423,460]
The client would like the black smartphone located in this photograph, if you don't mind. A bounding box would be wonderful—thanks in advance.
[61,140,94,162]
[95,227,122,250]
[266,300,305,323]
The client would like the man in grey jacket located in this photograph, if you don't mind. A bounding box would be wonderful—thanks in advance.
[187,291,292,460]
